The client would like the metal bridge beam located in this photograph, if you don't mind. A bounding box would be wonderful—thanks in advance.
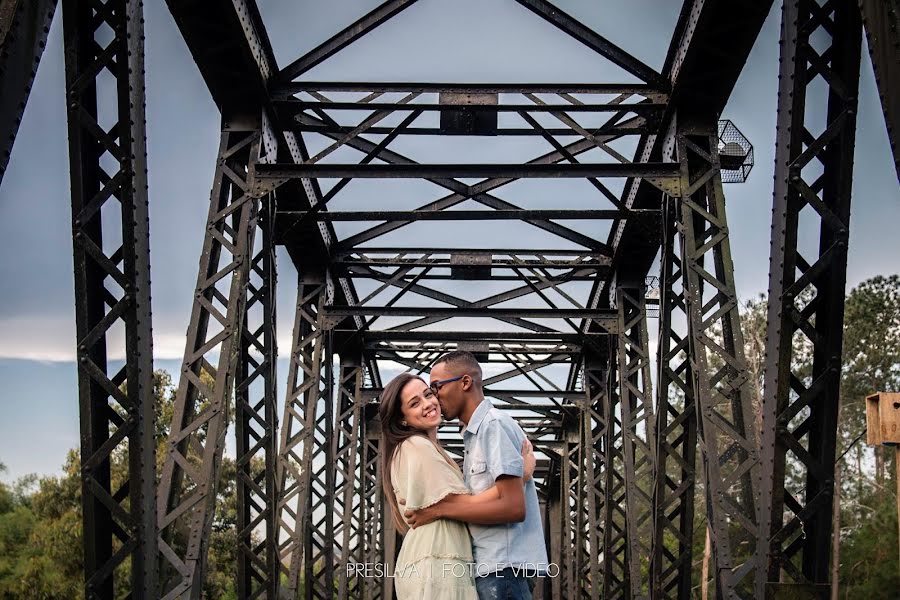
[61,0,157,596]
[859,0,900,180]
[46,0,888,597]
[676,116,759,599]
[603,334,630,600]
[156,120,264,599]
[235,192,279,598]
[275,274,334,599]
[615,286,657,599]
[595,0,776,315]
[758,0,863,596]
[650,196,698,600]
[0,0,56,183]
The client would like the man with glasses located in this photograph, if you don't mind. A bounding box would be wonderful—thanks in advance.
[403,350,547,599]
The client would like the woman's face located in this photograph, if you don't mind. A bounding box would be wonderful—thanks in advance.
[399,378,442,431]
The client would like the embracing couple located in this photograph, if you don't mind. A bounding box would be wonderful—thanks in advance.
[379,350,548,599]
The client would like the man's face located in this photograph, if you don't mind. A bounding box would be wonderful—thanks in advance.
[429,362,467,421]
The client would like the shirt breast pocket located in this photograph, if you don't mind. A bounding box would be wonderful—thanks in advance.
[468,459,491,492]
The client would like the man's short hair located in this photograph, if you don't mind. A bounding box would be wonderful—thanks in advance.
[433,350,483,383]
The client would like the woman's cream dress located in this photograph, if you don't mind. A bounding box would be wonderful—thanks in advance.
[390,434,478,600]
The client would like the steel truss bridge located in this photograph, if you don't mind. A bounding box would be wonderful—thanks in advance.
[1,0,898,598]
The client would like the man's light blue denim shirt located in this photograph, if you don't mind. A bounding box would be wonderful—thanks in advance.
[462,399,549,577]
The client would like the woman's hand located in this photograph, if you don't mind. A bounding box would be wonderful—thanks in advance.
[404,503,442,529]
[521,437,535,481]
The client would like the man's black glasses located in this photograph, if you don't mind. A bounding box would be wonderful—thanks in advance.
[430,375,464,395]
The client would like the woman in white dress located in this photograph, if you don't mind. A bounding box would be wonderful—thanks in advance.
[379,372,534,600]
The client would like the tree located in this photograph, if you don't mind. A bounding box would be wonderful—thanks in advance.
[837,275,900,598]
[0,369,244,599]
[840,275,900,484]
[0,454,83,598]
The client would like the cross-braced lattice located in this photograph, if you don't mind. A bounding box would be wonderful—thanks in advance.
[757,0,863,596]
[61,0,157,596]
[156,125,263,600]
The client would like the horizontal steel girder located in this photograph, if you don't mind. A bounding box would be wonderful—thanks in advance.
[255,161,680,180]
[277,208,658,221]
[274,99,666,114]
[358,330,607,343]
[324,306,617,320]
[277,81,666,95]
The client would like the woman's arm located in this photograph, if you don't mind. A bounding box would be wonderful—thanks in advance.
[522,437,535,481]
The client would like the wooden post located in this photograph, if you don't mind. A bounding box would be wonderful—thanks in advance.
[831,399,843,600]
[863,392,900,580]
[701,526,711,600]
[895,445,900,579]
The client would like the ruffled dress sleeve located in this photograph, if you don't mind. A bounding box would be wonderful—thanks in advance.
[393,435,471,512]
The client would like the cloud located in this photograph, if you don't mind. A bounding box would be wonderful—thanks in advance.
[0,313,298,364]
[0,315,77,362]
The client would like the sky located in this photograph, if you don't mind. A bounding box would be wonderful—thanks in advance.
[0,0,897,481]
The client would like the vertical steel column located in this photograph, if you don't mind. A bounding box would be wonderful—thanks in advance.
[651,196,698,600]
[361,415,384,600]
[381,463,400,600]
[235,190,279,599]
[603,338,630,600]
[559,438,577,597]
[275,275,330,597]
[334,354,365,600]
[545,471,564,600]
[0,0,57,183]
[306,327,336,600]
[580,349,607,600]
[757,0,862,596]
[615,286,657,600]
[676,117,759,599]
[155,120,262,600]
[61,0,157,596]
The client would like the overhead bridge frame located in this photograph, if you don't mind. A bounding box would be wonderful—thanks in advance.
[1,0,897,598]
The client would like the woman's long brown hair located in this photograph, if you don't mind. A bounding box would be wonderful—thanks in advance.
[380,373,422,535]
[379,372,460,536]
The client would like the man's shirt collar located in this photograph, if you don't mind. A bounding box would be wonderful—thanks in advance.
[462,398,492,436]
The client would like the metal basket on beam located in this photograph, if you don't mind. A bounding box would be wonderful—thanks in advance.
[717,119,754,183]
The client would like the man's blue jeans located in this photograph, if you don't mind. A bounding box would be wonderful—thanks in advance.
[474,567,535,600]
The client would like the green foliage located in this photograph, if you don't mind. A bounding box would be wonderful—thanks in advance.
[0,369,241,599]
[0,454,83,598]
[835,275,900,596]
[840,275,900,466]
[838,488,900,598]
